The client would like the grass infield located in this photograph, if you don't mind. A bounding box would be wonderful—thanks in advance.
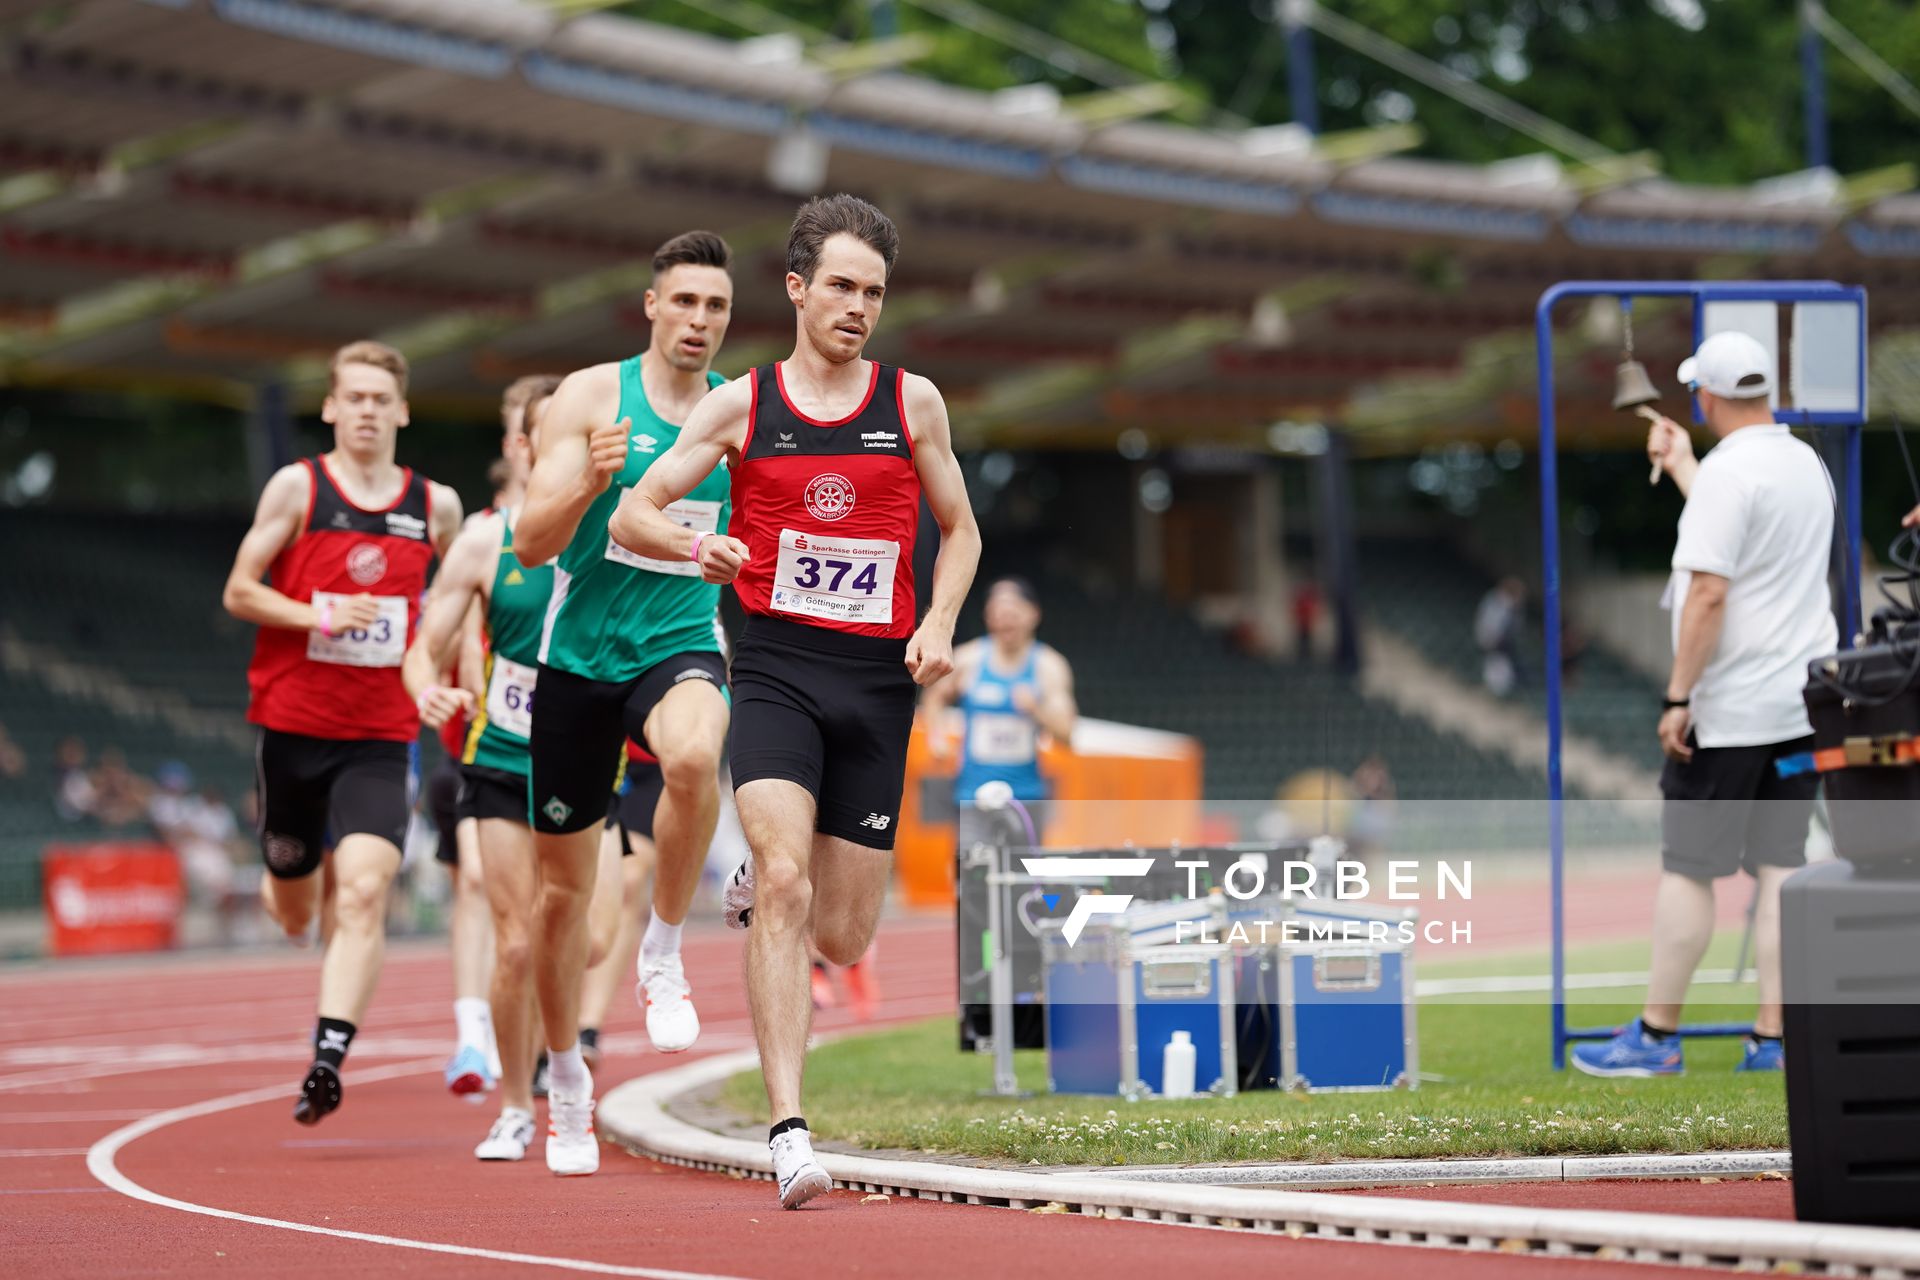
[719,939,1787,1166]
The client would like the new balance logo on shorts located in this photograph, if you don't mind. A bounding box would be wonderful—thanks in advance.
[859,814,891,831]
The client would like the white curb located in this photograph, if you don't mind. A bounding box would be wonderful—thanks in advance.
[1080,1150,1790,1188]
[600,1051,1920,1275]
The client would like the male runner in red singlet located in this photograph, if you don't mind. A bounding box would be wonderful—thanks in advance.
[223,340,463,1125]
[609,194,980,1208]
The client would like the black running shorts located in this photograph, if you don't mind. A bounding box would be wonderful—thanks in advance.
[529,651,728,835]
[608,760,665,847]
[1661,733,1819,880]
[729,615,917,851]
[457,763,530,825]
[256,728,410,880]
[428,760,462,865]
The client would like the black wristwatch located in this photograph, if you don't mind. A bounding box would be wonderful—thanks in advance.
[1662,695,1690,711]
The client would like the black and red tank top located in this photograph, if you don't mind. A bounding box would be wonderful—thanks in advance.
[246,455,437,742]
[730,361,921,640]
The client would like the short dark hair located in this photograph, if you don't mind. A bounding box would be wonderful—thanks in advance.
[786,193,899,284]
[652,229,731,280]
[991,576,1040,609]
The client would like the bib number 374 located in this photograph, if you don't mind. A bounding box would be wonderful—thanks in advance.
[770,529,897,626]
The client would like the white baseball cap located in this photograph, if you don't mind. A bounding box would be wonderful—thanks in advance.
[1676,331,1774,399]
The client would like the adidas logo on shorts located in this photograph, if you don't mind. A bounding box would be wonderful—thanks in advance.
[859,813,892,831]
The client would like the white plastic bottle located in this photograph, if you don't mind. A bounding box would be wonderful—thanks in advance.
[1161,1030,1197,1098]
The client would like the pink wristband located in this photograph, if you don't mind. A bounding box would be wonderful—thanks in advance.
[689,531,707,564]
[317,600,335,637]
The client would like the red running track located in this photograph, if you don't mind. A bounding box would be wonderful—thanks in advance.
[1,914,1729,1279]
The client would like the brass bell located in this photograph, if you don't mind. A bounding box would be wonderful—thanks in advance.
[1612,358,1660,411]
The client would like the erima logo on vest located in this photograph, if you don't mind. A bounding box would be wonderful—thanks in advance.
[385,511,427,540]
[775,432,798,449]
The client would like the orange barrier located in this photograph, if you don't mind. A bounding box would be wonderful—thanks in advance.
[895,717,1204,908]
[42,842,184,956]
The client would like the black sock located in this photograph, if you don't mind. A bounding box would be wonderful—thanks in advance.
[811,960,828,974]
[1639,1019,1677,1040]
[1753,1032,1783,1044]
[579,1027,600,1052]
[314,1017,356,1071]
[769,1116,809,1142]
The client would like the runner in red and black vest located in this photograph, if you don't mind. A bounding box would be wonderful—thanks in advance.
[222,340,462,1127]
[609,194,980,1209]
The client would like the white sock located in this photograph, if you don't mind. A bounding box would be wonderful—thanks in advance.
[640,916,683,967]
[546,1043,589,1100]
[454,997,492,1053]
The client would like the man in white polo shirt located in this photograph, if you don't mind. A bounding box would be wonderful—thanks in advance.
[1574,331,1835,1079]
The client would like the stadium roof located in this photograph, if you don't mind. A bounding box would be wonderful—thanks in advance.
[1,0,1916,451]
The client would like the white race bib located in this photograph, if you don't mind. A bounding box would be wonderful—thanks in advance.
[769,528,898,626]
[483,655,539,740]
[306,593,407,668]
[605,499,723,577]
[968,711,1037,766]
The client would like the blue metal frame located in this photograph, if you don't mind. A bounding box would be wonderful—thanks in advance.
[1536,280,1869,1069]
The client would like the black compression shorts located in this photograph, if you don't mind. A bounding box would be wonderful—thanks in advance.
[728,615,916,851]
[608,760,665,847]
[529,651,728,835]
[428,760,463,864]
[457,763,530,826]
[255,728,410,880]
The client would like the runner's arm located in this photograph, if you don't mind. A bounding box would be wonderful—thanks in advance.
[427,481,465,557]
[610,375,752,570]
[516,365,625,567]
[1032,647,1078,746]
[222,464,326,631]
[403,518,492,726]
[904,374,980,685]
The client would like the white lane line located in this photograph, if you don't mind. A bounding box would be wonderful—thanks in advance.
[86,1056,756,1280]
[0,1147,90,1156]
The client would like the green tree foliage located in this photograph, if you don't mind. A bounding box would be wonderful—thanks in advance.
[621,0,1918,184]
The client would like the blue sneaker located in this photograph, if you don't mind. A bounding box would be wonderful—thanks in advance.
[1735,1037,1784,1072]
[444,1044,492,1097]
[1570,1020,1684,1078]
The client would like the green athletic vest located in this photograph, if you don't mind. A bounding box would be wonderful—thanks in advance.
[538,360,729,683]
[463,512,553,776]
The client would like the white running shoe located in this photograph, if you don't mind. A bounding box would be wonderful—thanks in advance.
[770,1128,831,1209]
[475,1109,535,1161]
[723,860,755,930]
[545,1092,599,1177]
[637,952,701,1053]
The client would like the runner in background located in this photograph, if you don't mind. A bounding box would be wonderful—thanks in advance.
[223,340,462,1125]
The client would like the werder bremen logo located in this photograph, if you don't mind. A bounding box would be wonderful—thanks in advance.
[543,797,573,826]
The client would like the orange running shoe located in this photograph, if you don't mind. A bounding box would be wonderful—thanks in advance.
[810,962,837,1011]
[842,945,880,1022]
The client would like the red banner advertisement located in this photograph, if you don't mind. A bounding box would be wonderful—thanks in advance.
[42,842,184,956]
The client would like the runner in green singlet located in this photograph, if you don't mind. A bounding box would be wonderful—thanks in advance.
[509,230,736,1178]
[404,386,567,1165]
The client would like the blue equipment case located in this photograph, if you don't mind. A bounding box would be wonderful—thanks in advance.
[1237,903,1419,1092]
[1042,930,1238,1099]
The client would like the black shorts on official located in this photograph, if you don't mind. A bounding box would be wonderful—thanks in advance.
[730,615,916,851]
[457,763,530,825]
[607,761,665,848]
[1661,732,1818,880]
[256,728,411,880]
[530,651,728,835]
[428,760,463,865]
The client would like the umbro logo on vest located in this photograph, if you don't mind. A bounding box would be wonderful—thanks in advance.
[632,434,657,454]
[385,511,427,540]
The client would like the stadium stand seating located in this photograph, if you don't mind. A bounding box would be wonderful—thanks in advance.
[1357,536,1664,773]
